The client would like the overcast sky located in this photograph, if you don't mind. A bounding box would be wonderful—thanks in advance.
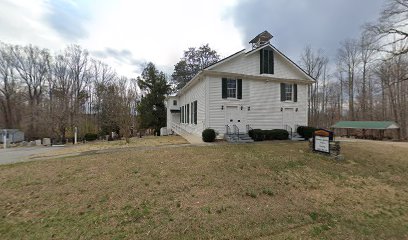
[0,0,385,78]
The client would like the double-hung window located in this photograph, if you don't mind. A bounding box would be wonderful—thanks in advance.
[285,84,293,101]
[227,79,237,98]
[280,83,297,102]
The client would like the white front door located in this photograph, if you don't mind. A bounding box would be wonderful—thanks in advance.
[225,106,246,134]
[282,108,295,131]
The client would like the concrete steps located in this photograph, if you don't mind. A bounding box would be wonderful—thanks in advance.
[225,133,254,143]
[290,133,305,141]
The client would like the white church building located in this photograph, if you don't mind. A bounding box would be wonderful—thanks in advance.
[167,31,314,139]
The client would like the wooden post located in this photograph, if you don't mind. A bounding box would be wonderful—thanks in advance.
[3,129,6,149]
[74,127,78,144]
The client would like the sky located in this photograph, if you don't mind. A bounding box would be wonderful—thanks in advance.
[0,0,385,78]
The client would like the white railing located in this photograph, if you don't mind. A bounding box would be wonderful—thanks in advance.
[171,122,203,136]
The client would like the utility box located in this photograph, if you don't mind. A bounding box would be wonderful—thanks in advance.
[160,127,168,136]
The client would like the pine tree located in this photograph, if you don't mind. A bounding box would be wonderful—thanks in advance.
[137,63,170,135]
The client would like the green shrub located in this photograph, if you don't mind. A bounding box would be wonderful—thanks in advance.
[202,128,216,142]
[249,129,265,141]
[248,129,288,141]
[84,133,98,141]
[269,129,289,140]
[297,126,316,140]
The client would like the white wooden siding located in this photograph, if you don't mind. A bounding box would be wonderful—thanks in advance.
[211,50,306,80]
[208,76,308,135]
[167,78,207,136]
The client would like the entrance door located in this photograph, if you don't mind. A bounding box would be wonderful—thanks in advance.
[282,108,295,131]
[225,106,246,133]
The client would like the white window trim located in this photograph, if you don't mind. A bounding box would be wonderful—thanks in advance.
[284,84,294,102]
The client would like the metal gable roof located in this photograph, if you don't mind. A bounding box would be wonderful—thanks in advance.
[331,121,400,130]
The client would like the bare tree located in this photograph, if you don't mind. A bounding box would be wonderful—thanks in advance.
[0,43,20,128]
[299,45,328,126]
[50,52,74,142]
[65,45,90,129]
[359,33,377,118]
[337,39,361,120]
[90,59,117,127]
[366,0,408,56]
[116,77,137,143]
[12,44,50,138]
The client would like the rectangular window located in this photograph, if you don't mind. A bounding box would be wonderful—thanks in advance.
[260,49,274,74]
[285,84,293,101]
[173,100,177,106]
[227,79,237,98]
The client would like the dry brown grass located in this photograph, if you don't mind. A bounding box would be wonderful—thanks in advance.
[33,135,189,158]
[1,140,408,239]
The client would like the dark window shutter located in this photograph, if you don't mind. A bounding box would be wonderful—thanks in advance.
[190,102,193,124]
[237,79,242,99]
[187,104,189,123]
[269,50,274,74]
[194,101,198,124]
[280,83,285,101]
[222,78,227,98]
[179,107,182,123]
[260,50,264,74]
[294,84,298,102]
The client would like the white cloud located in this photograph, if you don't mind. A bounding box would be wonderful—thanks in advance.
[82,0,244,77]
[0,0,64,49]
[0,0,244,78]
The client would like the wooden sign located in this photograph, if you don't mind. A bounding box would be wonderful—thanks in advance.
[313,129,333,154]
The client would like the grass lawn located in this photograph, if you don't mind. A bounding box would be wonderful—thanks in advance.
[32,135,189,159]
[1,137,408,239]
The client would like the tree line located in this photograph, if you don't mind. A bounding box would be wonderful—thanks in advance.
[300,0,408,139]
[0,42,172,142]
[0,40,216,142]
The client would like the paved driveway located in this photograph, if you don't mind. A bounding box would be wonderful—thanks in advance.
[0,147,57,165]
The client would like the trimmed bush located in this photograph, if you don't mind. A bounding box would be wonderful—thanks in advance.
[268,129,289,140]
[297,126,316,140]
[248,129,289,141]
[84,133,98,141]
[202,128,216,142]
[249,129,265,141]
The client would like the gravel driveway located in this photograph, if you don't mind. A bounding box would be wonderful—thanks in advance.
[0,147,57,165]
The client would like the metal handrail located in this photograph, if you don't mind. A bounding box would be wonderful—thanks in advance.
[294,124,299,133]
[246,124,253,133]
[233,125,239,136]
[284,124,293,139]
[225,125,231,135]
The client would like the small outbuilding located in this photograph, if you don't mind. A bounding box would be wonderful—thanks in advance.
[0,129,25,143]
[331,121,399,139]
